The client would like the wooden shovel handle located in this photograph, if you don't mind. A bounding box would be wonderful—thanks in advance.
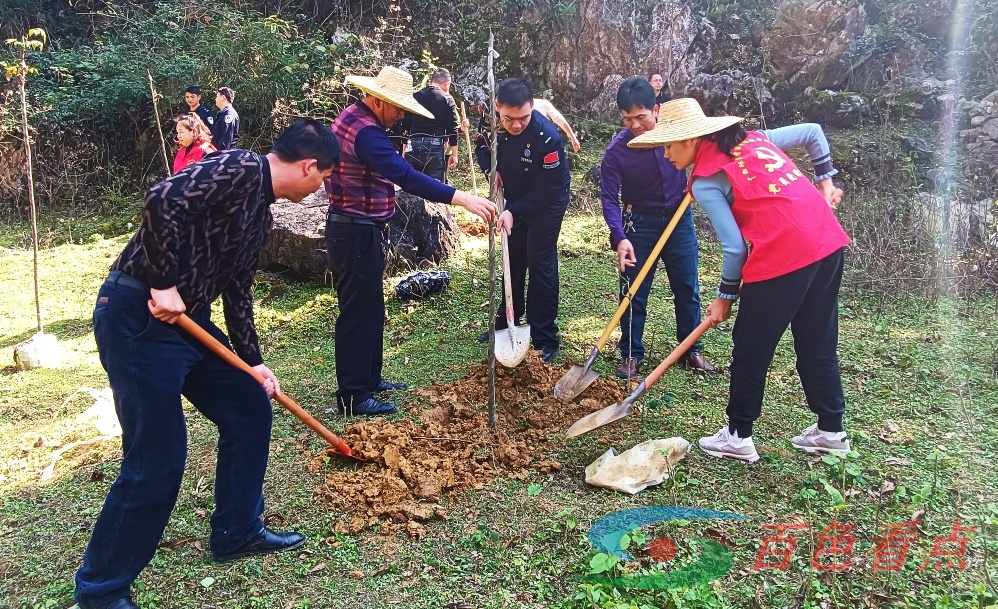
[594,193,692,350]
[643,318,713,389]
[175,314,355,457]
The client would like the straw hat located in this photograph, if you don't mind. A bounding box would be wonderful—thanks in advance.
[344,66,434,119]
[628,98,743,148]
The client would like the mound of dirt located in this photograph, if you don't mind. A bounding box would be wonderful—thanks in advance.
[312,353,626,536]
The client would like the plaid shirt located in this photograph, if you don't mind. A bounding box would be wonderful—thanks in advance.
[111,150,274,365]
[326,101,454,222]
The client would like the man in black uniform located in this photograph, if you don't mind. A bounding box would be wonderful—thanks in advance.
[212,87,240,151]
[183,86,214,129]
[477,78,571,363]
[403,67,461,181]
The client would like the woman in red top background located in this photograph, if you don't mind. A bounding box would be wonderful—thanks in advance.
[630,98,851,464]
[173,114,216,174]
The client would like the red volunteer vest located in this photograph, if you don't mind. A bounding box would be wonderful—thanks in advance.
[690,132,850,283]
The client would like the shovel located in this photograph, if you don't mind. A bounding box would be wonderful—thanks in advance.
[554,194,692,401]
[176,314,364,462]
[495,226,531,367]
[565,318,711,437]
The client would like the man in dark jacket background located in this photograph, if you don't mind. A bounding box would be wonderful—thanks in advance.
[403,67,462,181]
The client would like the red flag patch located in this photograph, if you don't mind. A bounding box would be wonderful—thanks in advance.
[543,151,559,164]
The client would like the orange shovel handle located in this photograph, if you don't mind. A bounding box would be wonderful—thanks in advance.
[175,314,355,458]
[643,318,713,389]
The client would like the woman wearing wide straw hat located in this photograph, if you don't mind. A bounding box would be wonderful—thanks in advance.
[325,66,496,417]
[629,98,850,463]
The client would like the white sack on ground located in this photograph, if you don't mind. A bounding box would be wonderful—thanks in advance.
[585,437,691,495]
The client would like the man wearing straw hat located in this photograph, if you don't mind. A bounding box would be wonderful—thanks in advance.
[326,66,496,417]
[600,77,714,379]
[629,98,850,463]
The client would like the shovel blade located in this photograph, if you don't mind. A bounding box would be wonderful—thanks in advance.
[565,401,633,437]
[554,364,601,401]
[495,324,531,368]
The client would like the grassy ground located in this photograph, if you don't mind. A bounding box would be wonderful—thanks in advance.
[2,145,998,609]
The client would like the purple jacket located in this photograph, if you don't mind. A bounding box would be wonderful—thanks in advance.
[600,129,686,250]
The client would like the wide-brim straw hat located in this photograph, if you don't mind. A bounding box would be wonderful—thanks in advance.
[628,98,743,148]
[344,66,433,119]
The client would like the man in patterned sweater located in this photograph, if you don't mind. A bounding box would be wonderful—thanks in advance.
[72,120,340,609]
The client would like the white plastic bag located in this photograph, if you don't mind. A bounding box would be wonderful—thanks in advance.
[585,437,690,495]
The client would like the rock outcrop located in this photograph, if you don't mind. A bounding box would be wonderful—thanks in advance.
[260,189,461,280]
[763,0,870,90]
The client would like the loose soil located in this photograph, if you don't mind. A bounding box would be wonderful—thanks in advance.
[457,219,489,237]
[311,353,627,537]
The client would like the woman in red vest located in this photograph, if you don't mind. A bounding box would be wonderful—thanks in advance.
[630,98,850,463]
[173,114,216,174]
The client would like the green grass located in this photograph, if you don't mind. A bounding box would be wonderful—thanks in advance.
[2,150,998,609]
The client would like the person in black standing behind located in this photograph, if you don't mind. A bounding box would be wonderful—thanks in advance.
[184,86,214,130]
[212,87,240,151]
[403,68,461,181]
[477,78,571,363]
[648,73,672,105]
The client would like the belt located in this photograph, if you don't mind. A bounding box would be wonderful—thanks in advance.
[328,213,387,229]
[410,136,444,145]
[105,270,204,314]
[625,204,680,216]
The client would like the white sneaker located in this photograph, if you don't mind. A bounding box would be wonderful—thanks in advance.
[791,424,852,456]
[698,428,760,463]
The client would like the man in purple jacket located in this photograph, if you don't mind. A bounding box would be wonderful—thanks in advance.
[600,78,715,377]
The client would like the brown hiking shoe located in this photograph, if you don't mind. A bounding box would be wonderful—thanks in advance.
[616,357,640,378]
[681,351,715,373]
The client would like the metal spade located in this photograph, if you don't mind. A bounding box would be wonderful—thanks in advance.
[565,318,711,437]
[554,194,692,401]
[495,227,531,367]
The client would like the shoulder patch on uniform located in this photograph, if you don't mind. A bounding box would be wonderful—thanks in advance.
[224,114,234,124]
[206,117,214,124]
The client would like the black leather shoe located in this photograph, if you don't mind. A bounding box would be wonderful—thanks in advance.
[541,345,561,363]
[213,528,306,563]
[338,397,397,416]
[373,379,407,392]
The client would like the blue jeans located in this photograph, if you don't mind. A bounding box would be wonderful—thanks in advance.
[618,205,702,361]
[74,272,272,608]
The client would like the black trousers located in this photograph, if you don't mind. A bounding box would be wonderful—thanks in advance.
[408,137,446,182]
[494,204,568,350]
[727,249,847,437]
[326,219,386,408]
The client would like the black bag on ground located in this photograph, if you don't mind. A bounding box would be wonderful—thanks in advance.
[395,270,452,301]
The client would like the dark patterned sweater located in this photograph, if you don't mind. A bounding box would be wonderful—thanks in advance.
[111,149,274,366]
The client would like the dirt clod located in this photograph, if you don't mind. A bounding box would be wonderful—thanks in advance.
[315,353,626,533]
